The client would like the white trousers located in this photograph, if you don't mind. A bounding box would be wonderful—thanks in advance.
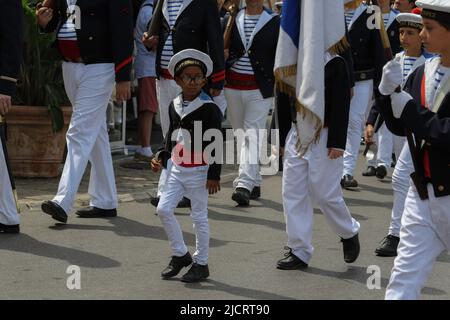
[343,80,374,176]
[389,142,413,237]
[53,62,117,214]
[385,184,450,300]
[0,139,19,225]
[224,88,272,191]
[156,160,210,265]
[366,123,404,169]
[282,127,361,263]
[155,78,226,196]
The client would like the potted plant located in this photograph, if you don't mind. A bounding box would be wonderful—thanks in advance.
[7,0,72,178]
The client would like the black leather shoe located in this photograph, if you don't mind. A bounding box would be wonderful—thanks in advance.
[150,196,160,207]
[375,234,399,257]
[341,234,360,263]
[41,200,68,223]
[340,174,358,189]
[161,252,193,279]
[177,196,191,208]
[181,263,210,283]
[376,165,387,179]
[362,166,376,177]
[0,223,20,234]
[75,207,117,218]
[250,186,261,200]
[276,247,308,270]
[232,187,250,206]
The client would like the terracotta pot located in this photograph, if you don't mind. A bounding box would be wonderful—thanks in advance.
[5,105,72,178]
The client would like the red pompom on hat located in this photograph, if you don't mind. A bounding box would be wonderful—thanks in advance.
[411,7,422,14]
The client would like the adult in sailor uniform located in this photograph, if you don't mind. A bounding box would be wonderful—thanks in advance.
[276,51,361,270]
[224,0,280,206]
[142,0,225,208]
[36,0,134,223]
[151,49,222,283]
[0,0,23,234]
[362,0,403,180]
[372,12,433,256]
[377,0,450,299]
[341,1,387,189]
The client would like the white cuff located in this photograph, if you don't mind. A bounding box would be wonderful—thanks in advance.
[391,91,413,118]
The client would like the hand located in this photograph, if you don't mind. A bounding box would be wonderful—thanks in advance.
[364,124,375,144]
[36,7,53,28]
[224,49,229,60]
[209,88,222,97]
[142,33,159,51]
[206,180,220,194]
[328,148,344,160]
[115,81,131,102]
[150,158,162,172]
[379,60,402,96]
[0,94,12,115]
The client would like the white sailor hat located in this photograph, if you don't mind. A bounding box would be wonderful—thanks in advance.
[415,0,450,25]
[168,49,213,78]
[396,13,423,29]
[275,1,283,7]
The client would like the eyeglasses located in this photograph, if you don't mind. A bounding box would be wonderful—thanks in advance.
[179,75,205,85]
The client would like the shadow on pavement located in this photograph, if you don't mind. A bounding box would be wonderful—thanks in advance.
[302,265,447,296]
[49,216,229,248]
[0,233,120,269]
[208,208,286,231]
[183,279,295,300]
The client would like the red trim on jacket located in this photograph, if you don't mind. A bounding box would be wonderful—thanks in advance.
[211,70,225,83]
[115,56,133,74]
[421,72,431,178]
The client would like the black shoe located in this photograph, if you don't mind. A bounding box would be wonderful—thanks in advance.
[161,252,193,279]
[362,166,376,177]
[249,186,261,200]
[340,174,358,189]
[0,223,20,234]
[341,234,360,263]
[75,207,117,218]
[41,200,68,223]
[177,197,191,208]
[181,263,210,283]
[150,196,160,207]
[276,247,308,270]
[376,165,387,179]
[375,234,399,257]
[232,187,250,206]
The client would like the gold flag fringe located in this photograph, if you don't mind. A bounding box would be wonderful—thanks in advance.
[274,66,323,158]
[328,36,349,56]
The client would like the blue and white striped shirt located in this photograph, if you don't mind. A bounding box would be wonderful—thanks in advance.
[345,10,355,28]
[160,0,184,70]
[57,0,78,40]
[402,56,417,82]
[382,13,390,28]
[231,15,260,75]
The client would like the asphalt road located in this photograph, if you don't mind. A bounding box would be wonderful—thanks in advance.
[1,157,449,300]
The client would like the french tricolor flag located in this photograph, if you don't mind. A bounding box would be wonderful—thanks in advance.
[274,0,346,156]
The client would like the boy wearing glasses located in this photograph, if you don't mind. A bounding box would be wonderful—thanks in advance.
[151,49,222,283]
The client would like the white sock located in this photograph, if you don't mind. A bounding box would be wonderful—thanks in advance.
[141,147,153,157]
